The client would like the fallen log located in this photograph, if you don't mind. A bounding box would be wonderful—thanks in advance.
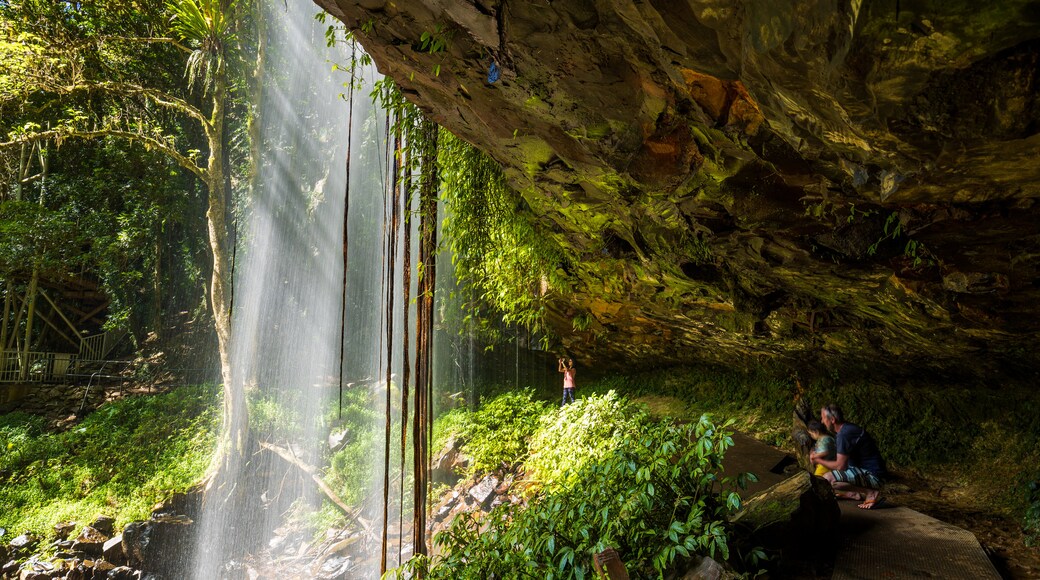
[259,441,370,534]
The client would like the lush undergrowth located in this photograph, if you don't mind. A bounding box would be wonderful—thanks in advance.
[432,363,1040,548]
[579,365,1040,530]
[0,385,218,538]
[402,391,762,579]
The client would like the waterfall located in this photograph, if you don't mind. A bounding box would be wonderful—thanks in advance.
[190,2,407,576]
[184,3,561,577]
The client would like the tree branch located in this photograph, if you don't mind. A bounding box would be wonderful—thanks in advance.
[100,36,194,54]
[51,81,212,132]
[0,129,205,180]
[259,441,371,532]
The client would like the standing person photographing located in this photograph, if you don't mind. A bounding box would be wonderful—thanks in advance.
[558,357,576,406]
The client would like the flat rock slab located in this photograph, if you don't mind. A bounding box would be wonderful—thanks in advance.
[833,501,1000,579]
[721,432,796,497]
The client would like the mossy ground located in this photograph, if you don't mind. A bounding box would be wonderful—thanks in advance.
[0,385,218,538]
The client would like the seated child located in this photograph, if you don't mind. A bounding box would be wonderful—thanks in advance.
[807,420,836,477]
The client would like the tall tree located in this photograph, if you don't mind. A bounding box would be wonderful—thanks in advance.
[0,0,251,479]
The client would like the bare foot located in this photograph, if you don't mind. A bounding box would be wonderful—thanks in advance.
[857,490,882,509]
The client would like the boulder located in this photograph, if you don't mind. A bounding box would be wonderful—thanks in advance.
[53,523,77,541]
[106,566,138,580]
[680,556,739,580]
[2,560,20,576]
[8,534,36,556]
[328,428,352,453]
[121,519,193,577]
[65,563,90,580]
[72,526,107,558]
[90,517,115,538]
[730,471,839,561]
[316,555,351,580]
[431,436,468,484]
[467,475,499,506]
[103,535,126,566]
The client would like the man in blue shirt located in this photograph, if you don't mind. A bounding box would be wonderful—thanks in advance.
[810,403,887,509]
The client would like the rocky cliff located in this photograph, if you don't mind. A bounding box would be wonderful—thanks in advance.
[315,0,1040,377]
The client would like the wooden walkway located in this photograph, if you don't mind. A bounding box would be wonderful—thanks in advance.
[833,501,1000,579]
[722,433,1000,579]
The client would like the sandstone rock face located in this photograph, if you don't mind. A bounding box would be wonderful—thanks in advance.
[315,0,1040,376]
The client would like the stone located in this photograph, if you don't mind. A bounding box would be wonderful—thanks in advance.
[121,518,193,577]
[53,522,77,541]
[90,516,115,537]
[328,428,351,453]
[106,566,137,580]
[75,526,106,544]
[65,564,90,580]
[120,522,149,568]
[315,0,1040,380]
[316,555,351,580]
[467,475,499,506]
[9,534,36,555]
[431,436,468,484]
[102,535,125,566]
[680,556,739,580]
[2,560,20,575]
[71,540,103,558]
[730,471,839,562]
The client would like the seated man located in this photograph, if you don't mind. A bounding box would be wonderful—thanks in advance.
[811,403,887,509]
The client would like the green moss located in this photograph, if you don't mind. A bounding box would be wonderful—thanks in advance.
[0,386,218,538]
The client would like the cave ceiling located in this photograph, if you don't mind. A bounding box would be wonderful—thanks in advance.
[315,0,1040,378]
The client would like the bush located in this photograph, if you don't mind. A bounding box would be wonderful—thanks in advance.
[435,389,551,476]
[525,390,645,490]
[391,412,750,579]
[1025,481,1040,547]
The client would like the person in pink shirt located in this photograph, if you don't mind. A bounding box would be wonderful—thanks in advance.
[558,357,576,405]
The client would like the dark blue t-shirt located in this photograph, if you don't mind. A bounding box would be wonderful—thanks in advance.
[835,422,886,477]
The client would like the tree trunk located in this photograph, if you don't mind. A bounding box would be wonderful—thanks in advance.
[14,143,27,201]
[205,57,246,482]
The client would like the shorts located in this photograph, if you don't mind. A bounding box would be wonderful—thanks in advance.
[830,466,882,490]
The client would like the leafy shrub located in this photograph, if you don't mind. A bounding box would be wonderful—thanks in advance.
[390,413,749,579]
[525,390,645,490]
[1025,481,1040,547]
[248,389,304,440]
[436,389,550,475]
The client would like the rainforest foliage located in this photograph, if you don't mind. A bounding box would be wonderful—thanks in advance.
[398,391,758,579]
[0,386,217,537]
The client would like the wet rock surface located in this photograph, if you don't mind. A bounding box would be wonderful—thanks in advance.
[315,0,1040,378]
[1,494,199,580]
